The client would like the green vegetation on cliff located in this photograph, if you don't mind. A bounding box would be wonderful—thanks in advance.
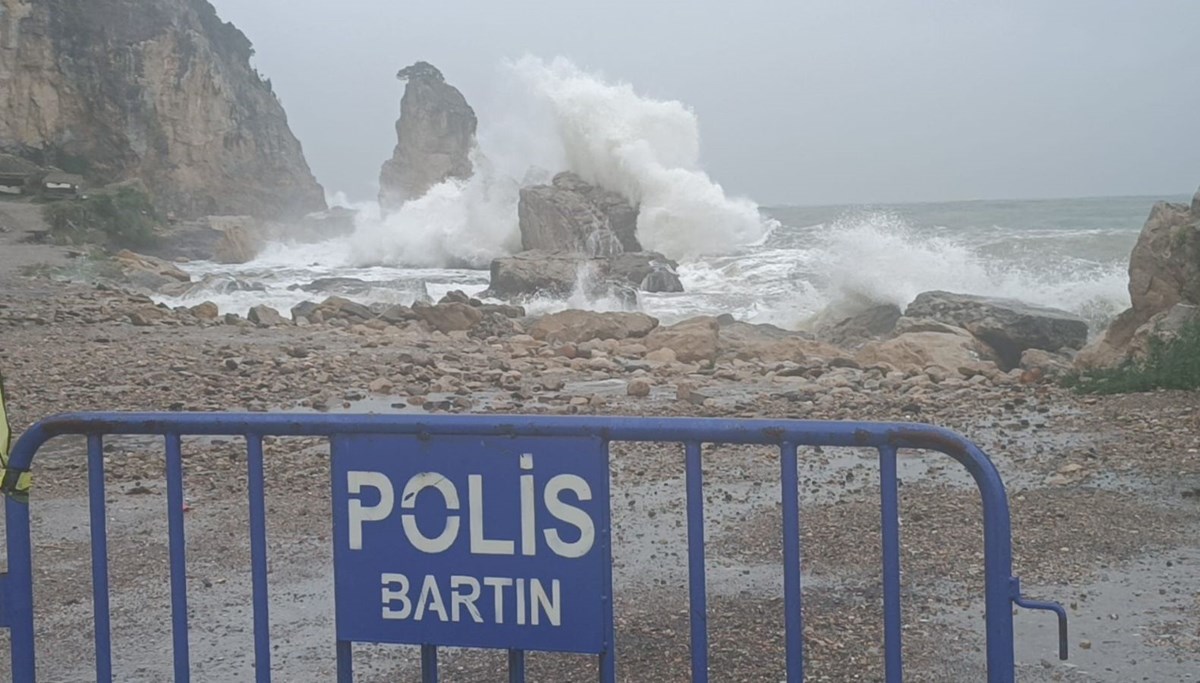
[1064,320,1200,394]
[43,188,161,249]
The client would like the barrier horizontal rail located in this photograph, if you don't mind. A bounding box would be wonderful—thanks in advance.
[0,412,1068,682]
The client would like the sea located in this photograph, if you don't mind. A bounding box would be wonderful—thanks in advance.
[150,57,1187,336]
[153,193,1182,336]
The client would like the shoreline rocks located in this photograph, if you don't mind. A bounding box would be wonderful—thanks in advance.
[1078,191,1200,369]
[904,291,1087,370]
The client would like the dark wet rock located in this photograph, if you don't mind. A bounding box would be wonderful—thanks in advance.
[414,301,482,333]
[486,249,679,299]
[905,291,1087,369]
[816,304,902,348]
[292,277,371,294]
[316,296,374,323]
[378,304,417,324]
[519,172,640,254]
[469,311,522,340]
[247,305,289,327]
[290,301,320,323]
[639,261,685,293]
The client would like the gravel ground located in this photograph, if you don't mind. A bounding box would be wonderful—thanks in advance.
[1,227,1199,681]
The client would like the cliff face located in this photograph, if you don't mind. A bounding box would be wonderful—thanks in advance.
[0,0,325,219]
[378,62,476,214]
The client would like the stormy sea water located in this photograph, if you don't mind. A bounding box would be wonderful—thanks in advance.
[152,57,1184,334]
[156,193,1180,335]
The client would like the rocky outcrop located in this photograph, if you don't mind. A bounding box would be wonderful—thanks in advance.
[645,316,721,363]
[519,172,641,254]
[210,216,265,264]
[490,171,680,301]
[857,328,996,376]
[1077,193,1200,368]
[113,249,191,291]
[0,0,325,219]
[814,304,902,349]
[486,250,680,301]
[378,62,476,213]
[905,291,1088,369]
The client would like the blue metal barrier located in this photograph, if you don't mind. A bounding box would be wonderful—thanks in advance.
[0,413,1068,682]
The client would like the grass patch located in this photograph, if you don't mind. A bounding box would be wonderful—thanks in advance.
[1063,320,1200,394]
[43,187,160,250]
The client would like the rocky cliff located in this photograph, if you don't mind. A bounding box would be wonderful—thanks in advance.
[1076,185,1200,368]
[0,0,325,219]
[378,62,476,214]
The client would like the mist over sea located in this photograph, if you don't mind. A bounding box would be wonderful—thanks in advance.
[153,57,1184,334]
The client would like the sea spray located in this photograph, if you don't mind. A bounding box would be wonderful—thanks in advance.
[346,150,522,269]
[794,211,1130,330]
[509,56,773,259]
[340,56,774,270]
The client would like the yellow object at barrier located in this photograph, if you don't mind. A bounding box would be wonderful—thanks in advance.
[0,372,31,502]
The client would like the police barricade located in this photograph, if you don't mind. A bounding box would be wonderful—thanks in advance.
[0,413,1068,682]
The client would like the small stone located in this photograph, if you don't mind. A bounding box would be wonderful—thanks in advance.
[368,378,394,394]
[645,347,677,364]
[627,379,652,397]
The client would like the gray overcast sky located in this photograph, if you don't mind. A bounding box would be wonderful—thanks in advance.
[210,0,1198,206]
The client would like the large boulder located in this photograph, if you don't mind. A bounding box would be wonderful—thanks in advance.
[529,310,658,344]
[316,296,374,323]
[378,62,477,213]
[248,305,289,327]
[905,291,1087,369]
[487,251,591,298]
[857,328,997,375]
[814,303,903,349]
[415,301,483,334]
[519,172,641,254]
[1078,193,1200,368]
[645,316,721,363]
[716,318,847,363]
[486,250,680,299]
[113,250,191,291]
[210,216,265,264]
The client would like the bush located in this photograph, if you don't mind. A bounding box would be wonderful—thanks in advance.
[1062,319,1200,394]
[43,188,160,249]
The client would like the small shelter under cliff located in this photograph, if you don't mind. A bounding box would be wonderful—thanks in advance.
[42,171,84,199]
[0,154,42,195]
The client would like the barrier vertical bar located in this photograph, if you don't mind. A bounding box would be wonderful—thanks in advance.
[421,644,438,683]
[165,433,191,682]
[599,438,617,683]
[87,434,114,683]
[684,441,709,682]
[335,641,353,683]
[247,435,272,683]
[5,495,36,683]
[974,450,1018,683]
[878,445,903,682]
[780,440,804,683]
[508,650,525,683]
